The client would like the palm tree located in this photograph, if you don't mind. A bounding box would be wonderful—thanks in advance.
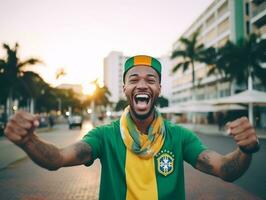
[56,68,67,80]
[171,31,205,100]
[207,34,266,90]
[90,79,111,107]
[0,43,42,117]
[115,99,128,111]
[156,96,169,108]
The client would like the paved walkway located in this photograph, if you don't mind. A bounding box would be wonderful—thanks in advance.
[0,157,261,200]
[0,157,100,200]
[0,121,263,199]
[0,124,85,170]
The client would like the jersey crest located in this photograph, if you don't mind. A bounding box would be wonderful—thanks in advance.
[156,150,174,176]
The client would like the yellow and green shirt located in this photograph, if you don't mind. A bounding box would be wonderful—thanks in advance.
[82,120,207,200]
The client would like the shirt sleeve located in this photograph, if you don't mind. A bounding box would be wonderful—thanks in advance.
[81,127,103,166]
[182,128,208,167]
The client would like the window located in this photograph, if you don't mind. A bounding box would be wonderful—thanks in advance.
[245,3,250,16]
[218,18,229,35]
[206,14,215,27]
[246,21,250,35]
[218,1,228,17]
[218,36,229,47]
[206,28,217,43]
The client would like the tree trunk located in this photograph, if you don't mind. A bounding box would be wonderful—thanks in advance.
[248,67,254,125]
[191,61,196,124]
[191,61,196,100]
[30,98,35,114]
[6,88,13,119]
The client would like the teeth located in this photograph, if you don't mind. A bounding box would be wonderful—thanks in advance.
[135,94,150,104]
[136,94,149,98]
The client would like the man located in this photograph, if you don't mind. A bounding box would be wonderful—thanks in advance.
[4,55,260,200]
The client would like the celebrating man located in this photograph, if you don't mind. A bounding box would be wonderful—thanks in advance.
[4,55,260,200]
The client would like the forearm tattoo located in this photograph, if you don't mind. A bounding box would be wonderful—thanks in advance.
[22,138,63,170]
[197,150,214,174]
[220,150,241,177]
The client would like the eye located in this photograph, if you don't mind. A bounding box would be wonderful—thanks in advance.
[129,79,138,84]
[147,79,156,84]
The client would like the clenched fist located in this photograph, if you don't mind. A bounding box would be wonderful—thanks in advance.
[226,117,260,154]
[4,111,39,145]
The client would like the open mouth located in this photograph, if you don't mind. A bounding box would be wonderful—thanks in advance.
[133,93,151,110]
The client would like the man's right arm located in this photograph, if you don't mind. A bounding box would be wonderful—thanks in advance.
[21,135,92,170]
[4,111,93,170]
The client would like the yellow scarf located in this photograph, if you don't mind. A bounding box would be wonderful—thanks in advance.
[120,106,165,159]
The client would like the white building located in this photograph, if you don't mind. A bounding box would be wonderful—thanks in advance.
[169,0,266,127]
[159,55,174,103]
[103,51,127,103]
[171,0,253,105]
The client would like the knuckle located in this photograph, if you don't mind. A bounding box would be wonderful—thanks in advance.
[4,128,8,136]
[10,117,19,125]
[249,128,256,136]
[17,110,24,115]
[20,129,28,136]
[5,123,11,131]
[24,122,32,129]
[246,123,252,129]
[14,111,22,118]
[242,116,248,121]
[234,136,240,142]
[10,115,16,121]
[251,135,257,142]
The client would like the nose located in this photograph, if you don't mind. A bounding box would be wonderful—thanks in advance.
[136,79,148,89]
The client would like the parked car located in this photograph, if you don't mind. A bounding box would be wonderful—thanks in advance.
[68,115,83,129]
[39,116,49,128]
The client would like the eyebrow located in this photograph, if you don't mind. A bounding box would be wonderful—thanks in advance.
[147,74,156,78]
[128,73,156,78]
[128,74,138,78]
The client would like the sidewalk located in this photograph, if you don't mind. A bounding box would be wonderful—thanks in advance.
[0,124,79,170]
[179,123,266,139]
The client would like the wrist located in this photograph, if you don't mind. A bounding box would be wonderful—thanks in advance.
[19,132,37,149]
[239,138,260,155]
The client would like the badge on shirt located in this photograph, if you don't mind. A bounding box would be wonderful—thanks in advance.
[156,150,174,176]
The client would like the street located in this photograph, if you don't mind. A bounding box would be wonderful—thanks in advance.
[187,133,266,200]
[0,121,264,200]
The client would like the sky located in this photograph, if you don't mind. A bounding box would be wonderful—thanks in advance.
[0,0,213,89]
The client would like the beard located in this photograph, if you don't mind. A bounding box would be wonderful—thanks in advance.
[129,99,156,120]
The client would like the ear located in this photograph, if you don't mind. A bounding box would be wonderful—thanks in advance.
[123,84,126,93]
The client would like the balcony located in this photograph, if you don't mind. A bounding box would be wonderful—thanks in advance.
[252,1,266,17]
[251,1,266,27]
[252,0,264,5]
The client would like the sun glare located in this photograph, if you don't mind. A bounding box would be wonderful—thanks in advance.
[83,84,96,96]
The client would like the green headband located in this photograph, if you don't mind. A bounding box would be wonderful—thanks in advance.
[123,55,162,83]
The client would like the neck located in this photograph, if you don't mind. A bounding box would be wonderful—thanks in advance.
[129,109,155,134]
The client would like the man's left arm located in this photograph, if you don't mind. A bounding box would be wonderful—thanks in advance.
[195,117,260,182]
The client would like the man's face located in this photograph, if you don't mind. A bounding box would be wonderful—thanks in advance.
[123,65,161,120]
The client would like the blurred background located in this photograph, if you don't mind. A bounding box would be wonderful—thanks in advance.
[0,0,266,199]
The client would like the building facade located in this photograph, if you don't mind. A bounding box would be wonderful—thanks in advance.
[170,0,266,127]
[103,51,127,103]
[170,0,266,105]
